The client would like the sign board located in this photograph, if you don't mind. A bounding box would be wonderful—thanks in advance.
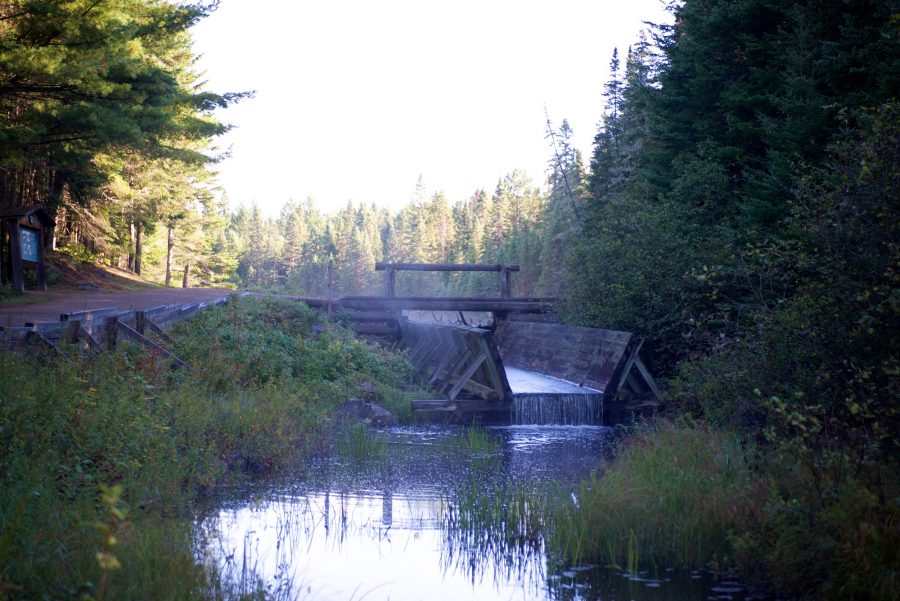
[19,226,39,262]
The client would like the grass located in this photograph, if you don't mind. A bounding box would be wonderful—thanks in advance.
[545,420,763,575]
[0,295,416,599]
[442,477,545,584]
[438,426,501,456]
[336,422,388,466]
[543,419,900,601]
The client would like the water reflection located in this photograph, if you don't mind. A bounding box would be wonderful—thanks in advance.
[201,426,752,600]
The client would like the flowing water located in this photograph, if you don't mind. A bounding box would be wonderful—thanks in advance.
[199,425,758,601]
[506,367,604,426]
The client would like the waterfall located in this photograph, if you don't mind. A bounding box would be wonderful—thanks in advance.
[511,393,604,426]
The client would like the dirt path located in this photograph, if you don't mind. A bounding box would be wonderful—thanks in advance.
[0,288,234,327]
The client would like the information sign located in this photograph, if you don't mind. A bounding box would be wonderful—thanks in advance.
[20,226,39,262]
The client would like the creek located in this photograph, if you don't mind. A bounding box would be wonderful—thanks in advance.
[199,424,756,601]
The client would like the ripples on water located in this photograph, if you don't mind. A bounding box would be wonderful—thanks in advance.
[199,426,755,600]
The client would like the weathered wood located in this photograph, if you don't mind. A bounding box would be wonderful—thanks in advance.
[499,266,512,297]
[448,351,487,400]
[410,399,459,413]
[60,307,121,322]
[614,337,645,396]
[632,356,661,401]
[26,329,64,357]
[115,320,189,369]
[385,265,396,297]
[140,314,175,345]
[340,296,556,313]
[411,398,510,413]
[428,333,461,384]
[476,333,512,400]
[7,222,24,294]
[105,316,119,349]
[375,263,520,272]
[494,320,640,398]
[35,227,47,291]
[434,346,473,392]
[1,207,54,294]
[65,321,101,351]
[398,319,512,405]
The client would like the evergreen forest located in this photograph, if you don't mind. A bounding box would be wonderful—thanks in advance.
[1,0,898,599]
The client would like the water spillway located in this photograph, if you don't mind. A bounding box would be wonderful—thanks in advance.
[505,366,603,425]
[402,316,657,423]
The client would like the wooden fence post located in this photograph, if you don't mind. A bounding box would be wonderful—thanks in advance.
[385,265,396,297]
[500,266,511,297]
[7,221,24,294]
[105,316,118,349]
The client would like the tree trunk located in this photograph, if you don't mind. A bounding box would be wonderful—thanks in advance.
[182,264,190,288]
[165,224,174,287]
[52,204,63,251]
[134,221,143,276]
[127,221,135,272]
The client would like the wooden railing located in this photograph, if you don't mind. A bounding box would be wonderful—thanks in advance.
[374,262,520,297]
[0,295,235,366]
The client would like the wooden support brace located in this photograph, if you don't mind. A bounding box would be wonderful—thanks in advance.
[452,376,497,400]
[115,320,189,369]
[26,329,64,358]
[614,337,645,396]
[633,356,661,401]
[65,321,101,351]
[139,313,175,345]
[476,335,509,400]
[448,351,487,400]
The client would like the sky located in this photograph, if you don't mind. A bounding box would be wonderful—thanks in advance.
[190,0,672,215]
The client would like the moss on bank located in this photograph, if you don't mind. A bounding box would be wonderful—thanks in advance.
[0,295,416,599]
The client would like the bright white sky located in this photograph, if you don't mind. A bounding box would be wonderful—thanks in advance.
[190,0,672,215]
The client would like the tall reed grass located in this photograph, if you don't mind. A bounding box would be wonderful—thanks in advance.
[546,420,763,574]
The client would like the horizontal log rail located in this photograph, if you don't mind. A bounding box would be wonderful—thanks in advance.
[375,263,520,272]
[339,296,556,313]
[375,262,520,297]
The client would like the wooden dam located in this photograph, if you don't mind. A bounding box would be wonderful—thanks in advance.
[301,262,660,424]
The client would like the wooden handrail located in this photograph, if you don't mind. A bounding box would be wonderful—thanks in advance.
[374,262,519,272]
[375,262,520,297]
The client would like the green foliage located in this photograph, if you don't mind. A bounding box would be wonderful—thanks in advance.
[336,423,388,467]
[729,453,900,601]
[567,13,899,597]
[547,422,761,573]
[0,295,414,598]
[0,0,244,285]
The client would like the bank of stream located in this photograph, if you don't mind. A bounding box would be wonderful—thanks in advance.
[199,425,757,601]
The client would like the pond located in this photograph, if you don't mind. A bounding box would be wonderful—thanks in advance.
[199,425,756,600]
